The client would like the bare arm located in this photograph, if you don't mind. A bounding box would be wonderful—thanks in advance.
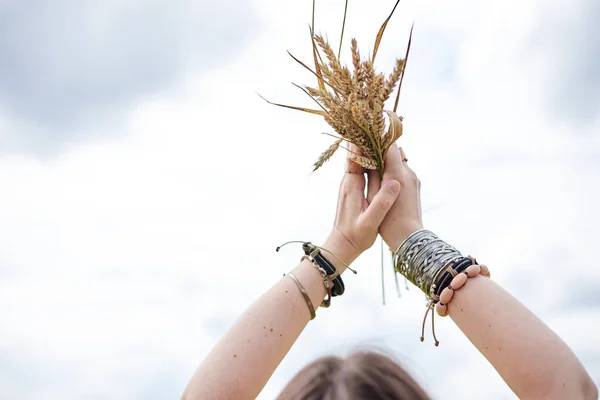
[376,144,597,399]
[449,276,597,399]
[182,251,342,399]
[182,157,400,399]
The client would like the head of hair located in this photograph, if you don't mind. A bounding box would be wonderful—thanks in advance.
[277,350,431,400]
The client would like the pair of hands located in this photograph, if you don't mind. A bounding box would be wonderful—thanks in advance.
[322,143,423,269]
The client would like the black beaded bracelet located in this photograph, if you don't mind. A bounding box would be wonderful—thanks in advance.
[432,257,477,298]
[302,242,345,297]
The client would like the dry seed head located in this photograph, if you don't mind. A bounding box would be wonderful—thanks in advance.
[352,155,378,170]
[314,139,342,172]
[381,58,406,104]
[265,28,408,176]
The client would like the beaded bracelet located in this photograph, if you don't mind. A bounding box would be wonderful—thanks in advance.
[430,256,490,317]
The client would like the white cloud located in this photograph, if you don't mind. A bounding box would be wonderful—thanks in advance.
[0,0,261,153]
[0,0,599,398]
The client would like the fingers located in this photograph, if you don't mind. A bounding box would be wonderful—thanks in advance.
[341,165,366,195]
[345,144,365,175]
[345,157,365,175]
[399,147,408,163]
[359,180,401,231]
[340,159,366,213]
[384,143,403,170]
[366,170,380,204]
[341,144,367,208]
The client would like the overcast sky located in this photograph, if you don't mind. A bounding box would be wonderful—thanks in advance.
[0,0,599,399]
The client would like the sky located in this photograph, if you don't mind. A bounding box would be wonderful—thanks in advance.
[0,0,599,399]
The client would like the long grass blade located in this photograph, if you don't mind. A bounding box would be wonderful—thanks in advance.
[383,110,403,147]
[310,0,326,67]
[338,0,349,59]
[381,237,386,305]
[340,144,361,156]
[393,22,413,113]
[287,51,343,94]
[321,132,358,148]
[312,0,316,37]
[309,26,326,91]
[291,82,328,113]
[372,0,401,63]
[321,132,344,140]
[257,93,324,116]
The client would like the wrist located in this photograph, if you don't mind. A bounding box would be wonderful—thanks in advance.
[322,231,360,274]
[385,222,425,252]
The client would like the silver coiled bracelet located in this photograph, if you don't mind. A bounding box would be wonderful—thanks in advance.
[392,229,491,346]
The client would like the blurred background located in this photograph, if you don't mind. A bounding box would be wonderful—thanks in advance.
[0,0,598,398]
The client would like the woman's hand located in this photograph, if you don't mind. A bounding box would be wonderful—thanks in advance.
[367,144,423,252]
[322,153,401,270]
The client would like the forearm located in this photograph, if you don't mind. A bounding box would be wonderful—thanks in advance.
[449,276,597,399]
[182,237,353,400]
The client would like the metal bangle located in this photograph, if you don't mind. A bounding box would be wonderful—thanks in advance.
[393,230,462,296]
[288,274,316,320]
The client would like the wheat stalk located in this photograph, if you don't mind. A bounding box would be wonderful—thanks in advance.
[261,0,412,178]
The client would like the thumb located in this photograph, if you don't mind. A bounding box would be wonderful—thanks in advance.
[359,180,401,231]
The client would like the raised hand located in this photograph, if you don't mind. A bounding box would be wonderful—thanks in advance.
[367,144,423,251]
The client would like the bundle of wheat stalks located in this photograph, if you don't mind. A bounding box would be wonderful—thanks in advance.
[262,0,412,178]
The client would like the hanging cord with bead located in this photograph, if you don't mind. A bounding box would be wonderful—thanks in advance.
[421,257,472,345]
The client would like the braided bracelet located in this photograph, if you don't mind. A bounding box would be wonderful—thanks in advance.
[392,230,491,346]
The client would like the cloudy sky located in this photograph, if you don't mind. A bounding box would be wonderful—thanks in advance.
[0,0,599,398]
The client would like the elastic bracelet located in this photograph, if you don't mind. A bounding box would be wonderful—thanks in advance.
[431,256,490,317]
[287,273,316,320]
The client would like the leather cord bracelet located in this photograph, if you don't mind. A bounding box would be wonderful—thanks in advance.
[277,240,354,319]
[302,242,345,297]
[432,257,473,297]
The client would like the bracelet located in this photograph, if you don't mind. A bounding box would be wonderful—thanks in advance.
[277,240,352,315]
[432,256,473,297]
[302,255,333,308]
[392,230,491,346]
[302,242,345,296]
[287,273,316,320]
[432,257,490,317]
[393,230,462,295]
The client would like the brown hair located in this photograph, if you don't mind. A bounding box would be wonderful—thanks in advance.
[277,350,431,400]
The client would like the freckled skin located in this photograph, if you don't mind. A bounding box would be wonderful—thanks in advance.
[182,145,597,400]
